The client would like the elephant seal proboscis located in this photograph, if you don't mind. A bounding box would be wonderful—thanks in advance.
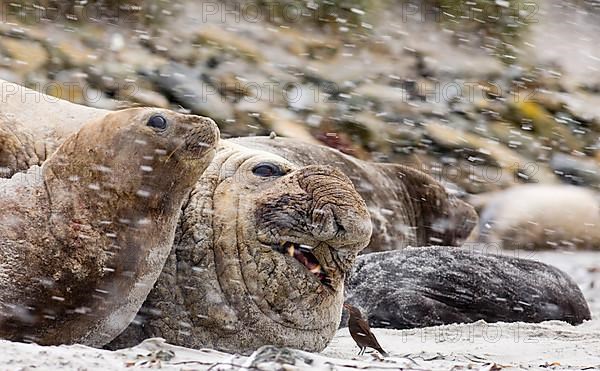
[0,107,219,346]
[343,247,591,329]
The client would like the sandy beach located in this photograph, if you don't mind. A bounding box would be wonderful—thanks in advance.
[1,249,598,371]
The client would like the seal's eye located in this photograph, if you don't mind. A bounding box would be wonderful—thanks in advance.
[147,114,167,130]
[252,162,286,177]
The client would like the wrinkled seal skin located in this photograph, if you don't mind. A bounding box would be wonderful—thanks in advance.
[109,141,373,353]
[0,108,219,346]
[343,247,591,329]
[229,137,478,252]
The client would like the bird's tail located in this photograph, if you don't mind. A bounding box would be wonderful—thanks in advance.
[377,348,388,357]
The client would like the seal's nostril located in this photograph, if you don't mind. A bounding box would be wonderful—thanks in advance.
[334,216,346,234]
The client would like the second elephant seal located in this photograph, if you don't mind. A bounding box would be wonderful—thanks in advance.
[0,108,219,346]
[109,136,476,353]
[344,247,591,329]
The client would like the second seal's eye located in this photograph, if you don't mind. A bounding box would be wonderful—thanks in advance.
[148,114,167,130]
[252,162,286,177]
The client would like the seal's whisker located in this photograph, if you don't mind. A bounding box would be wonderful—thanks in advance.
[165,140,186,163]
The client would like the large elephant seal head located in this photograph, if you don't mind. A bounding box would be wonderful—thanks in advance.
[112,141,373,353]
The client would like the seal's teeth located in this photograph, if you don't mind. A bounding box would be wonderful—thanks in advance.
[275,241,331,288]
[309,264,322,274]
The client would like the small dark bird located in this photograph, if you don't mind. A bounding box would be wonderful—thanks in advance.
[344,303,389,357]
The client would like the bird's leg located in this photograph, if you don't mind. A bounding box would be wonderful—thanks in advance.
[360,347,366,356]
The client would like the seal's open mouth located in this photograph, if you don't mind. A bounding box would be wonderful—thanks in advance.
[273,242,332,288]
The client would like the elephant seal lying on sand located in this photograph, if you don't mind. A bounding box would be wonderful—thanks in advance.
[109,140,373,352]
[476,185,600,250]
[343,247,591,330]
[0,108,219,346]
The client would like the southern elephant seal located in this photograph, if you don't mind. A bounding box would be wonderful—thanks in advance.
[343,247,591,329]
[109,140,373,353]
[476,185,600,250]
[0,107,219,346]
